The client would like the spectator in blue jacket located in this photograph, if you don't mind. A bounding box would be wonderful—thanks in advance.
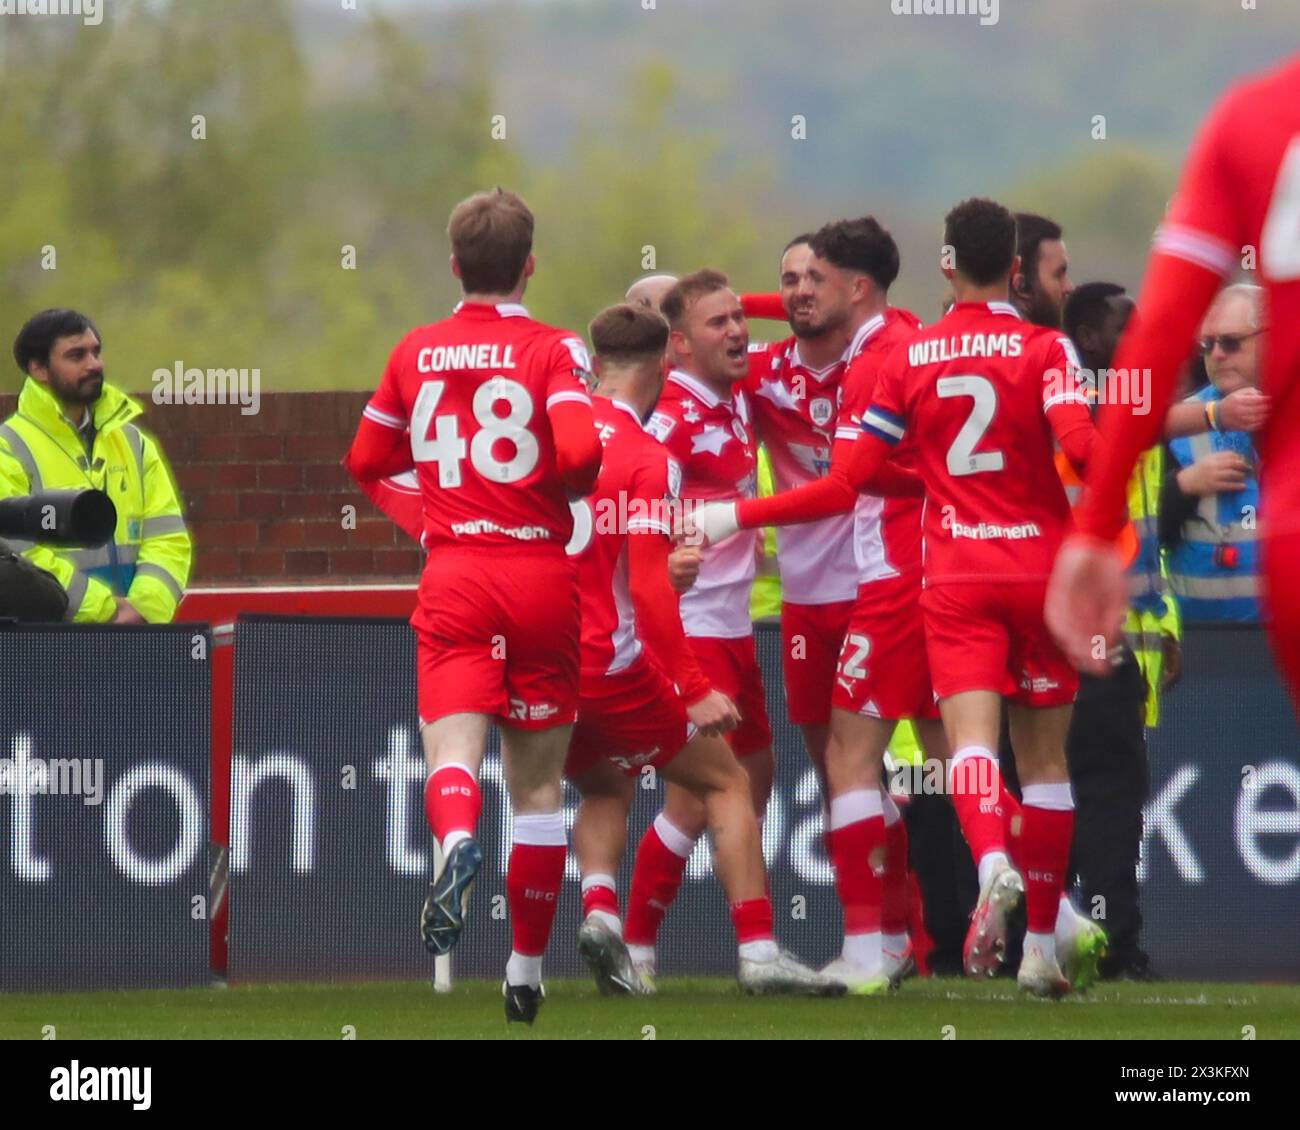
[1162,284,1264,622]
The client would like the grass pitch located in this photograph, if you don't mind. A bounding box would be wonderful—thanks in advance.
[2,978,1296,1040]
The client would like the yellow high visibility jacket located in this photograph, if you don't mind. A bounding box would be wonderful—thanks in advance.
[0,378,192,623]
[750,445,782,620]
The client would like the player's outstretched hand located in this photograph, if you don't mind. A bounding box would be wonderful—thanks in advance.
[687,689,741,736]
[1045,534,1128,677]
[677,500,739,547]
[1218,386,1270,434]
[667,544,703,593]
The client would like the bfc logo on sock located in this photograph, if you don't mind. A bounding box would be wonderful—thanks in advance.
[439,784,473,797]
[524,888,557,901]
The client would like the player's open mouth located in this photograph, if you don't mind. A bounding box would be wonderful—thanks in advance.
[725,345,746,362]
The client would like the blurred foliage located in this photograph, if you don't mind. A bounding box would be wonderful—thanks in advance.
[2,0,1285,390]
[0,3,774,392]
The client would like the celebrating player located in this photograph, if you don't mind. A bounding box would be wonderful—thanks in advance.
[694,200,1100,996]
[1048,54,1300,714]
[344,189,602,1025]
[743,234,858,784]
[565,303,841,997]
[689,217,939,992]
[618,270,772,980]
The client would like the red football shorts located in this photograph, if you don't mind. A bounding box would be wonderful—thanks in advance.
[565,654,693,778]
[412,548,580,730]
[831,574,938,721]
[782,599,853,725]
[687,634,773,757]
[920,580,1078,708]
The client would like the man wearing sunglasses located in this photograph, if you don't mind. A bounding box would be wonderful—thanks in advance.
[1161,284,1265,622]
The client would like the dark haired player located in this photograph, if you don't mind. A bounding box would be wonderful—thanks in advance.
[564,303,840,998]
[696,199,1098,996]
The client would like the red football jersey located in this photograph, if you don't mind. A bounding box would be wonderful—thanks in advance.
[570,397,679,676]
[361,302,594,551]
[645,369,759,638]
[745,339,856,603]
[837,307,926,582]
[1079,53,1300,540]
[863,302,1091,585]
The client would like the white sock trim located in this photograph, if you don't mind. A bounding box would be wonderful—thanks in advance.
[880,788,902,827]
[1022,782,1075,811]
[828,788,884,831]
[512,811,567,847]
[442,829,471,855]
[951,744,996,766]
[430,762,477,781]
[653,813,697,858]
[581,873,617,894]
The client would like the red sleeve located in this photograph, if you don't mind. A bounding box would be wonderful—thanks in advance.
[345,341,415,483]
[627,533,712,705]
[358,475,423,543]
[737,434,919,529]
[1076,94,1240,541]
[626,453,712,704]
[741,292,786,321]
[344,416,413,483]
[1040,336,1097,473]
[548,400,602,496]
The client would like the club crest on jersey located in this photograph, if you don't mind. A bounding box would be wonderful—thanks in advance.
[809,397,834,428]
[681,400,701,423]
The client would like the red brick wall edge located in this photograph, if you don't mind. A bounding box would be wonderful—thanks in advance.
[0,390,423,585]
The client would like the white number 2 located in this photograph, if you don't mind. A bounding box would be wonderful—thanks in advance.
[410,376,540,486]
[840,633,871,680]
[938,374,1004,477]
[1261,135,1300,282]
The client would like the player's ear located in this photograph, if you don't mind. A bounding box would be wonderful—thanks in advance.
[449,254,462,281]
[522,253,536,280]
[1011,255,1029,296]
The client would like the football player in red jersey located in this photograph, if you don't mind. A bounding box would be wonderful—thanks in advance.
[696,200,1099,996]
[691,217,941,992]
[344,189,602,1025]
[1049,54,1300,713]
[744,234,857,786]
[616,273,767,968]
[565,304,840,997]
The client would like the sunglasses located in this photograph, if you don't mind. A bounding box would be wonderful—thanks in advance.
[1199,329,1264,356]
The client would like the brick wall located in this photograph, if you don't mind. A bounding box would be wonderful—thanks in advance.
[0,390,423,585]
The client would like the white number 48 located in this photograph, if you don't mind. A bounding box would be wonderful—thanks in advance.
[410,377,539,486]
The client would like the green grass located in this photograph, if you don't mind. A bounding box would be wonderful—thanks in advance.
[3,978,1296,1040]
